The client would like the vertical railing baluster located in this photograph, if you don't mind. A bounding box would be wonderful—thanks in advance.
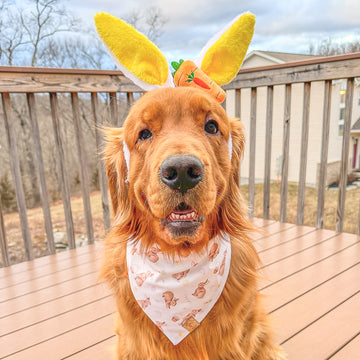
[27,93,55,254]
[316,80,332,229]
[263,86,273,220]
[91,92,111,231]
[280,84,292,223]
[358,201,360,235]
[297,82,311,225]
[71,93,94,244]
[248,87,257,217]
[0,194,10,266]
[221,95,226,111]
[127,92,134,107]
[2,93,33,260]
[109,92,119,126]
[235,88,241,183]
[235,89,241,118]
[336,78,355,233]
[49,92,76,249]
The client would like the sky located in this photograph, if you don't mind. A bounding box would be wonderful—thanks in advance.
[53,0,360,63]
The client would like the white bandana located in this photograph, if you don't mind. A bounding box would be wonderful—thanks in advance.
[127,234,231,345]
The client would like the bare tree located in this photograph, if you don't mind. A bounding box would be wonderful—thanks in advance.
[309,36,360,56]
[0,0,79,66]
[38,6,168,69]
[0,1,30,65]
[124,6,167,44]
[20,0,79,66]
[38,32,113,69]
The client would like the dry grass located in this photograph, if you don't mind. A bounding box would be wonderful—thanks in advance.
[1,183,359,266]
[240,182,360,234]
[2,191,110,265]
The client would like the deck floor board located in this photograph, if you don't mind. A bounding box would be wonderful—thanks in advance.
[1,220,359,359]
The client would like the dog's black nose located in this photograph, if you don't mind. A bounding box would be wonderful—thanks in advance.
[160,155,203,193]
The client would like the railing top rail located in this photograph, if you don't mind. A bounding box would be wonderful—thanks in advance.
[224,52,360,89]
[0,66,124,76]
[237,52,360,74]
[0,66,142,93]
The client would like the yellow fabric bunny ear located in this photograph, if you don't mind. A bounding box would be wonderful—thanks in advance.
[94,12,174,91]
[195,12,255,86]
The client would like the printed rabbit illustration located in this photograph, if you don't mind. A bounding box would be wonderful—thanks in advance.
[162,291,179,309]
[181,309,202,326]
[137,297,151,309]
[192,280,209,299]
[208,243,219,261]
[146,245,159,263]
[172,269,190,281]
[219,250,227,276]
[135,273,148,286]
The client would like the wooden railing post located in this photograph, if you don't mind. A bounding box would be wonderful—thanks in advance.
[109,92,119,126]
[49,92,76,249]
[336,78,355,233]
[27,93,55,254]
[91,92,111,231]
[297,82,311,225]
[235,89,241,118]
[71,93,95,244]
[127,92,134,108]
[248,87,257,217]
[2,93,33,260]
[316,80,332,229]
[263,86,273,220]
[280,84,292,223]
[0,194,10,266]
[235,89,241,183]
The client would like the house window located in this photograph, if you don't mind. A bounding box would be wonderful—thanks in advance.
[339,89,346,136]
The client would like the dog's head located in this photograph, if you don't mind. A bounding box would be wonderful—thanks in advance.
[104,87,247,253]
[96,12,255,254]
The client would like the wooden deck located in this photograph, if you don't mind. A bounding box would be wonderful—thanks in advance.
[1,219,359,359]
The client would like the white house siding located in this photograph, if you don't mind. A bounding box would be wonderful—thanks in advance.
[241,56,279,68]
[226,80,360,187]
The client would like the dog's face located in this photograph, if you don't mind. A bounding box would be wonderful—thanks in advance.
[105,87,244,251]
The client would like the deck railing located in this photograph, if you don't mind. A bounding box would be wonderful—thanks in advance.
[0,66,142,266]
[1,53,360,267]
[223,52,360,235]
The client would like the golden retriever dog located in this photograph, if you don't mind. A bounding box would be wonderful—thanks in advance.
[101,86,285,359]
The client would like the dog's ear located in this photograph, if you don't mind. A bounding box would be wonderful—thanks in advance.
[228,117,245,186]
[102,127,130,217]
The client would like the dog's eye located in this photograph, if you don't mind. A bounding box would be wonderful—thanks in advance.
[138,129,152,141]
[204,120,219,135]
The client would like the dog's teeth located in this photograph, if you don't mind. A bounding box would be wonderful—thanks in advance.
[169,211,197,221]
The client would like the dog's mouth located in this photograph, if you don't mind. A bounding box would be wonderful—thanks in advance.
[161,202,205,238]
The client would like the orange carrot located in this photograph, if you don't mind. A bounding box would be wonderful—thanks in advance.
[172,60,226,103]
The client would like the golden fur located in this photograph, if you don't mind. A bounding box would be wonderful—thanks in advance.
[101,87,285,359]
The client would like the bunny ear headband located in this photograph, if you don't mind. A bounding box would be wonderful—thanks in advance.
[94,12,255,176]
[94,11,255,100]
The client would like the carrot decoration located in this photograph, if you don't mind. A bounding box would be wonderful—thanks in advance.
[172,59,226,103]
